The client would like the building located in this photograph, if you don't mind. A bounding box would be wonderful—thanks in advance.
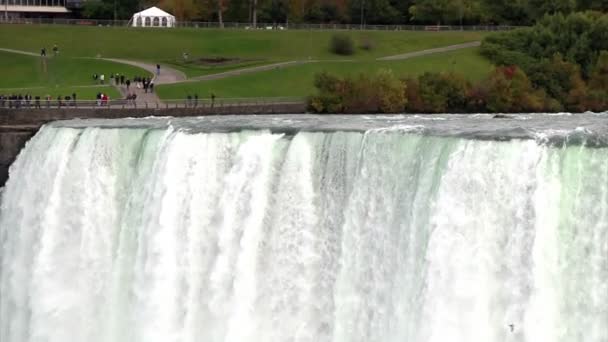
[0,0,84,19]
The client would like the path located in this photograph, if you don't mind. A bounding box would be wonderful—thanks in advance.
[99,59,187,105]
[1,42,483,105]
[101,58,187,85]
[0,48,39,57]
[190,60,313,82]
[377,41,481,61]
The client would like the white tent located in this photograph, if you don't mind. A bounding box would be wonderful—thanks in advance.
[130,7,176,28]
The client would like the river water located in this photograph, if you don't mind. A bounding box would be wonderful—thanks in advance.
[1,114,607,342]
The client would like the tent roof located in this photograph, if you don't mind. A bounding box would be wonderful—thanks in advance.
[133,6,174,17]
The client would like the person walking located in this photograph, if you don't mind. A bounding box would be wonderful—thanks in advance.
[156,64,161,76]
[100,74,105,85]
[53,44,59,56]
[126,79,131,90]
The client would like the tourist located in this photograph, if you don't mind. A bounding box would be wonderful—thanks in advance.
[186,94,192,108]
[57,95,62,108]
[93,73,98,82]
[149,80,154,93]
[126,79,131,90]
[156,64,160,76]
[211,93,216,108]
[72,93,77,106]
[34,96,40,109]
[45,95,51,108]
[194,94,198,107]
[143,79,148,93]
[40,48,46,57]
[100,74,105,85]
[120,74,125,85]
[96,92,102,106]
[53,44,59,56]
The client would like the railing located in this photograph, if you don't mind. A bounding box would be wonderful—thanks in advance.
[0,97,307,110]
[0,17,521,32]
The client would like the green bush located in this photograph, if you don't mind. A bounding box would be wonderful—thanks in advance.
[416,72,470,113]
[330,34,355,56]
[359,36,375,51]
[482,66,550,113]
[308,70,406,113]
[308,63,608,114]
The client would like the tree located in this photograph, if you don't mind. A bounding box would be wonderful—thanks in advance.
[252,0,258,26]
[479,0,530,24]
[217,0,229,27]
[158,0,201,20]
[82,0,139,20]
[409,0,483,25]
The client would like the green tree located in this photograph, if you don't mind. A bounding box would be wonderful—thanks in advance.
[82,0,139,19]
[479,0,530,24]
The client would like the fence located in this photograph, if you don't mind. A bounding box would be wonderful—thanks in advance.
[0,97,307,110]
[0,17,521,32]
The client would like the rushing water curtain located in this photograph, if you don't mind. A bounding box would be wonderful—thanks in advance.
[1,126,607,342]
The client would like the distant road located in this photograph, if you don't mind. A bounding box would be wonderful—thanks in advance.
[377,41,481,61]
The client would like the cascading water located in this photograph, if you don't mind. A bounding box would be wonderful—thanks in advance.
[1,115,607,342]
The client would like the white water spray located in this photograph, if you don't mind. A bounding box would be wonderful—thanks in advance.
[1,125,607,342]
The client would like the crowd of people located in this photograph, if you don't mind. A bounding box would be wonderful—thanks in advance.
[92,73,154,93]
[0,93,78,108]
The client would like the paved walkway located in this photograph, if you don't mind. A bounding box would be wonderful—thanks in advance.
[190,60,312,81]
[100,59,187,106]
[0,48,40,57]
[101,58,187,85]
[377,41,481,61]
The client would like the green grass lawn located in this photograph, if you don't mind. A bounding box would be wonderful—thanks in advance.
[0,51,151,88]
[0,25,493,100]
[0,85,121,100]
[0,24,486,63]
[156,48,492,100]
[165,59,273,78]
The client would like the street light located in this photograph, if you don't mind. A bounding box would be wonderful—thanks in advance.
[360,0,365,29]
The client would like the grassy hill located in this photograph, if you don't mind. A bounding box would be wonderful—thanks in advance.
[0,50,150,99]
[156,48,492,99]
[0,24,493,100]
[0,24,486,61]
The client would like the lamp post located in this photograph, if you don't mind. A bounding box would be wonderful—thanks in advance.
[360,0,365,29]
[459,0,463,30]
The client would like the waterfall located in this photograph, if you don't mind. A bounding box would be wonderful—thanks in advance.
[1,124,607,342]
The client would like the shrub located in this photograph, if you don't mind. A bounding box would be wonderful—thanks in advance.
[359,36,375,51]
[482,66,550,112]
[403,77,425,113]
[416,72,470,113]
[308,70,406,113]
[330,34,355,56]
